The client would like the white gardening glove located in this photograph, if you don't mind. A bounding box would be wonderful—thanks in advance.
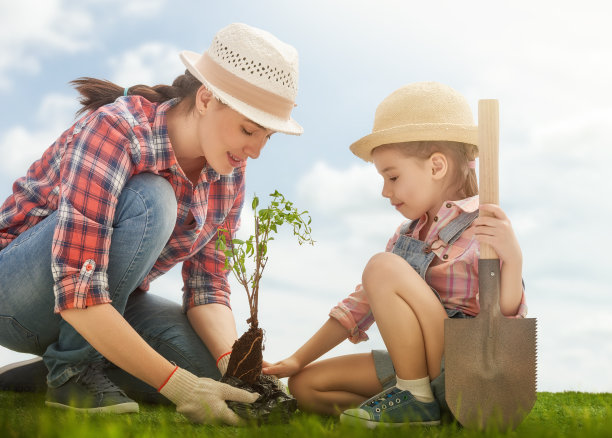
[217,351,231,375]
[159,367,258,425]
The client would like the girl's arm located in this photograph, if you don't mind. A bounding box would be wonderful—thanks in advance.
[262,317,348,378]
[60,304,175,388]
[473,203,524,316]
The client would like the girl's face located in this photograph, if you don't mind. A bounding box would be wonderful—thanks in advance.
[197,98,274,175]
[372,147,444,220]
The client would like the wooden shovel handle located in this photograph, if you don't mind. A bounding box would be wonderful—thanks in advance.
[478,100,499,260]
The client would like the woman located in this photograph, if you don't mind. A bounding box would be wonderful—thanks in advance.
[0,22,302,425]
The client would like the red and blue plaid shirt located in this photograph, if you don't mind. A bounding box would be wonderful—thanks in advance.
[0,96,245,313]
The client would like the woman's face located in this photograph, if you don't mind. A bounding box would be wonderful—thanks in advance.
[197,99,274,175]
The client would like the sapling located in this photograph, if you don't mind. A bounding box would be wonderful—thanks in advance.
[216,190,314,384]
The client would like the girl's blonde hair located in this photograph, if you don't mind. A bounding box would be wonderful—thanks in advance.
[382,141,478,198]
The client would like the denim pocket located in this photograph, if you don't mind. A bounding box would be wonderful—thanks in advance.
[0,315,41,354]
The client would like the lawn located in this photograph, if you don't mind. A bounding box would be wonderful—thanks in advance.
[1,391,611,437]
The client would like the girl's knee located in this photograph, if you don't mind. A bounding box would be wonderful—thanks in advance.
[288,372,312,403]
[287,373,302,397]
[362,252,412,290]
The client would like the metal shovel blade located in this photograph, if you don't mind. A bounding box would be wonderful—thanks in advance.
[444,100,537,430]
[444,260,537,429]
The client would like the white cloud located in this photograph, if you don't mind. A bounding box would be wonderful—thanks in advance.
[296,161,402,245]
[0,93,78,181]
[109,43,182,88]
[117,0,166,17]
[0,0,94,89]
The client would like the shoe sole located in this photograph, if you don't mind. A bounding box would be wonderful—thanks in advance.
[0,357,44,373]
[0,357,47,392]
[340,413,440,428]
[45,401,139,414]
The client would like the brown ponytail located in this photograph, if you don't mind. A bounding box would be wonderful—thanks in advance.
[71,70,203,116]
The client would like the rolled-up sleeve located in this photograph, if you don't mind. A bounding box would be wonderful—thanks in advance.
[52,113,132,312]
[329,284,375,343]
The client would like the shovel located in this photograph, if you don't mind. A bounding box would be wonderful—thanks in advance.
[444,99,537,430]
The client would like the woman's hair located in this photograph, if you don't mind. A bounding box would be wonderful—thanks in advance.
[382,141,478,198]
[71,70,206,116]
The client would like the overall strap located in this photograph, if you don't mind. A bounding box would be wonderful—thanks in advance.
[438,210,479,245]
[399,220,418,235]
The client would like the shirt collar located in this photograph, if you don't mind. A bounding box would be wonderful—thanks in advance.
[411,195,479,240]
[444,195,479,214]
[152,98,180,171]
[201,165,221,183]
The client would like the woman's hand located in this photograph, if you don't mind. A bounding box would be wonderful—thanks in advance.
[474,204,522,266]
[160,367,258,425]
[261,355,302,378]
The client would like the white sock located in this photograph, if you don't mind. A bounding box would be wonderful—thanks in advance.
[395,375,434,403]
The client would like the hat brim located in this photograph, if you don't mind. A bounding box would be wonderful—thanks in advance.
[180,51,303,135]
[349,124,478,162]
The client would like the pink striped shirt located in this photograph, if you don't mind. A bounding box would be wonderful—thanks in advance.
[329,195,528,343]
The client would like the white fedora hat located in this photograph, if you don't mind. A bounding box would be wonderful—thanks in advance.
[180,23,302,135]
[350,82,477,161]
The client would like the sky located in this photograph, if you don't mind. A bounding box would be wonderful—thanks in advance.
[0,0,611,393]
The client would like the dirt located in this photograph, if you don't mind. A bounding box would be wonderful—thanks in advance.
[225,325,263,384]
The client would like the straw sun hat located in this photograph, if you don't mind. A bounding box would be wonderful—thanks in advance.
[350,82,478,161]
[180,23,302,135]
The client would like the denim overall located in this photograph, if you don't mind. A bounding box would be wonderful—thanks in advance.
[376,209,479,416]
[390,209,479,313]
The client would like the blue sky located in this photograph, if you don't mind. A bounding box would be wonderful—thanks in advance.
[1,0,611,393]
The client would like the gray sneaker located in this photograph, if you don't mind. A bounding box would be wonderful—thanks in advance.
[45,362,139,414]
[0,357,47,392]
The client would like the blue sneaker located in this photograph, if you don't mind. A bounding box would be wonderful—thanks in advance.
[340,386,440,428]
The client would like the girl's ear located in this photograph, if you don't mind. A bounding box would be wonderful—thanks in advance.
[430,152,448,180]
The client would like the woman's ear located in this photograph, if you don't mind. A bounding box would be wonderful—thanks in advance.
[195,85,213,115]
[430,152,448,180]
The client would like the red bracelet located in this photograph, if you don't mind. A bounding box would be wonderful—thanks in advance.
[216,351,232,367]
[158,365,179,392]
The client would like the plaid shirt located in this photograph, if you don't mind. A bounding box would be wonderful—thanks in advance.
[329,196,528,343]
[0,96,245,313]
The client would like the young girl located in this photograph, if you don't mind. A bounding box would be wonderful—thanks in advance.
[0,23,302,425]
[263,82,527,427]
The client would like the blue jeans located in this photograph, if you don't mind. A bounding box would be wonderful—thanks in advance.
[0,173,219,401]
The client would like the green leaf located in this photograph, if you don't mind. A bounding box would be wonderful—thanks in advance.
[252,196,259,210]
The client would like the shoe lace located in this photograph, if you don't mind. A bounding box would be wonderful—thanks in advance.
[368,387,401,407]
[77,362,123,396]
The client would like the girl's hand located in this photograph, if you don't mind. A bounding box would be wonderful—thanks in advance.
[474,204,522,266]
[261,355,302,378]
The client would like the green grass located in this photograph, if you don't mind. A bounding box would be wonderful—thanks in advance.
[1,392,611,437]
